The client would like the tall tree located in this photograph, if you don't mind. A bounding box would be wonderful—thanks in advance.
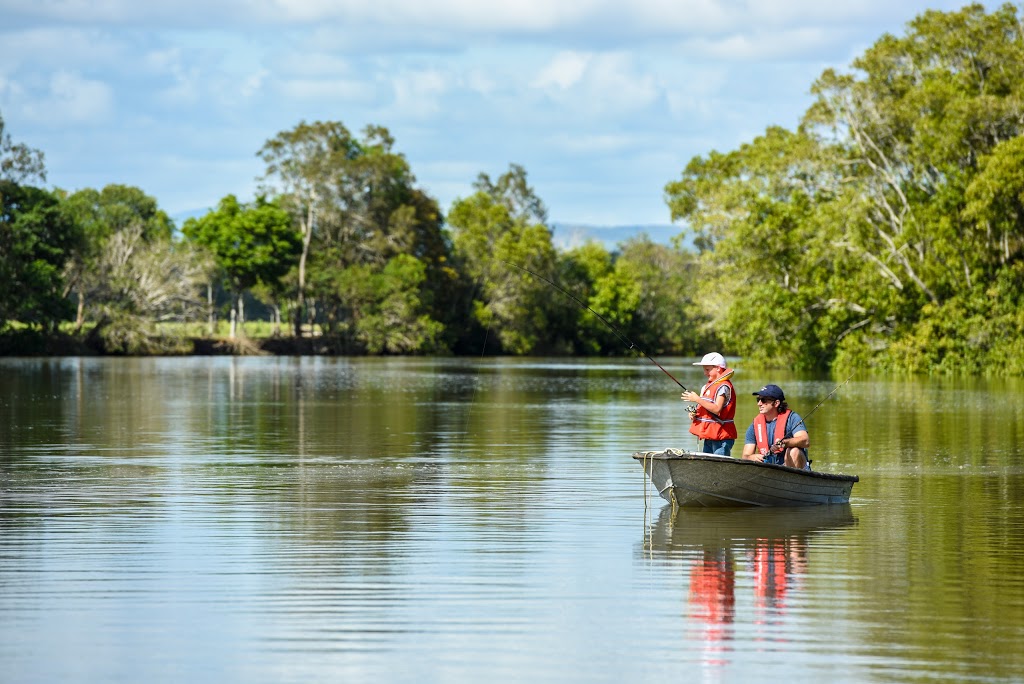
[448,165,558,354]
[62,185,176,328]
[182,195,301,337]
[0,182,83,331]
[667,3,1024,372]
[0,111,45,185]
[85,224,210,353]
[259,121,454,347]
[257,120,361,337]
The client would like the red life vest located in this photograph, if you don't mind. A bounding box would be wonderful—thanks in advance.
[689,377,737,441]
[753,410,791,456]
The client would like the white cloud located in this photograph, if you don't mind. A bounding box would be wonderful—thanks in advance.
[240,69,269,98]
[393,68,449,115]
[276,77,375,101]
[0,0,990,226]
[545,132,636,154]
[531,51,659,117]
[533,52,589,90]
[19,71,114,124]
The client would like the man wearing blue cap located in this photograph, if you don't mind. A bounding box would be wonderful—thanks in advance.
[742,384,810,470]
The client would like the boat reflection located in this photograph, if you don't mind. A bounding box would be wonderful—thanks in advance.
[642,505,857,667]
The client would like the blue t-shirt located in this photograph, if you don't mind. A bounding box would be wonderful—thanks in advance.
[744,411,806,446]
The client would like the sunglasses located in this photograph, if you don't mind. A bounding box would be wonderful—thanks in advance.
[756,397,777,404]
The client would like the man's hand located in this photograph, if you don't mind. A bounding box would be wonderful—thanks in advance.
[771,438,786,453]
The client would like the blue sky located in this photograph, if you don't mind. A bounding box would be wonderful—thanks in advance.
[0,0,980,237]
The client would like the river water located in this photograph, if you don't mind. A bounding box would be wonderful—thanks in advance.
[1,356,1022,683]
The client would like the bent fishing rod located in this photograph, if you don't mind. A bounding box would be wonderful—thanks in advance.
[499,259,689,391]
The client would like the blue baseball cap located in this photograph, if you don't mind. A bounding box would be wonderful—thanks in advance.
[752,384,785,400]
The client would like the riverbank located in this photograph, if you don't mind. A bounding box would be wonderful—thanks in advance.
[0,329,367,357]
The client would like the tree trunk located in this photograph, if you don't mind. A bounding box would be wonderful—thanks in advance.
[75,290,85,331]
[237,293,246,338]
[294,202,315,338]
[207,282,215,336]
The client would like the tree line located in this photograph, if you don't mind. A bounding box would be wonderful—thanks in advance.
[0,116,706,357]
[2,3,1023,373]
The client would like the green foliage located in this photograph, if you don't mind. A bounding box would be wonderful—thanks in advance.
[448,166,558,354]
[85,227,210,353]
[0,182,83,331]
[335,255,445,354]
[0,111,45,184]
[63,184,174,244]
[259,121,455,342]
[182,194,300,296]
[666,3,1024,374]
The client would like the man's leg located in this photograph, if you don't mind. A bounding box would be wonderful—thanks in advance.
[784,447,807,470]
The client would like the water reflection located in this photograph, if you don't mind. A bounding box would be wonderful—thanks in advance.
[5,357,1024,682]
[642,505,857,669]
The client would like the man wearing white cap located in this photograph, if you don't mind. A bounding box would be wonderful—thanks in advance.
[682,352,737,455]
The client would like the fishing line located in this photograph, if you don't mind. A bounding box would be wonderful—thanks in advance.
[791,372,856,433]
[499,259,689,391]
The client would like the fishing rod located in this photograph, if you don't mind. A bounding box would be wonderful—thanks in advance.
[499,259,689,391]
[764,372,855,455]
[789,372,856,436]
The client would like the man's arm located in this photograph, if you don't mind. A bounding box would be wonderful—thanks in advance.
[773,430,809,451]
[741,442,761,461]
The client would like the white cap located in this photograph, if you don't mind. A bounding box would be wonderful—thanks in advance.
[693,352,727,368]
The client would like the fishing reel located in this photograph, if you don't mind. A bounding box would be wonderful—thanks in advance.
[685,404,698,419]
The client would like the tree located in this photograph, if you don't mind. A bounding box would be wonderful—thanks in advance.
[62,184,176,328]
[259,121,456,347]
[335,255,445,353]
[85,224,211,353]
[0,182,83,331]
[448,165,558,354]
[182,195,301,337]
[0,111,45,185]
[665,4,1024,373]
[257,120,362,337]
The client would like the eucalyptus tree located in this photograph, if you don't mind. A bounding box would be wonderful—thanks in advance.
[448,164,558,354]
[182,194,301,338]
[305,125,454,349]
[258,121,454,350]
[0,111,45,185]
[667,3,1024,372]
[85,224,210,353]
[61,184,175,328]
[805,3,1024,308]
[258,120,361,336]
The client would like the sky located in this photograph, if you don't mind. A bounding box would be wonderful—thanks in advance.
[0,0,983,240]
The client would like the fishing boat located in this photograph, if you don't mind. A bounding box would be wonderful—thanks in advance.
[634,449,858,508]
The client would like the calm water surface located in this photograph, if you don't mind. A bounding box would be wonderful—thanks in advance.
[1,357,1023,683]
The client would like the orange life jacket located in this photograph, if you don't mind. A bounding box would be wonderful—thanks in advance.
[753,409,791,456]
[689,376,737,441]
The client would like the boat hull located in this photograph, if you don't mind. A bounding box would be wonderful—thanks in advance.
[633,449,858,508]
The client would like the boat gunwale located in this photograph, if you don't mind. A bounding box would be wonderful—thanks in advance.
[631,449,860,483]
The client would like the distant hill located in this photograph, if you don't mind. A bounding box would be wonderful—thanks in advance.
[171,208,212,226]
[550,223,686,251]
[171,210,687,253]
